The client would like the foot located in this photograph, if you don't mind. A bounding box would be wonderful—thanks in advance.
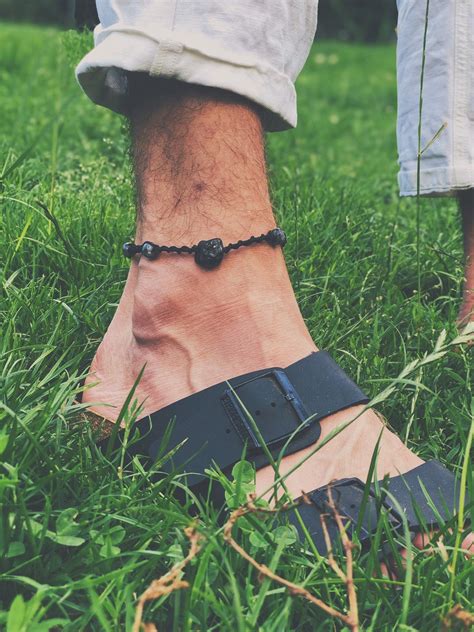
[457,295,474,328]
[83,244,473,555]
[84,243,316,419]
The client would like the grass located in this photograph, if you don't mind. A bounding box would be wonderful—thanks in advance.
[0,22,473,631]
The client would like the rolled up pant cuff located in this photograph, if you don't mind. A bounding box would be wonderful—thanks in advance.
[398,163,474,197]
[75,29,297,131]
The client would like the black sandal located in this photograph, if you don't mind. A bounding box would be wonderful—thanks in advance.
[101,351,468,554]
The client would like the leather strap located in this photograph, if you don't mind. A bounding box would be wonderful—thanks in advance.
[106,351,368,487]
[287,461,466,555]
[382,460,464,529]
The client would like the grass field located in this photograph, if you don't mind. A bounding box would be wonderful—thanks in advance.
[1,23,473,631]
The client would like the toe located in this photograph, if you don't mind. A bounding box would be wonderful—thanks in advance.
[412,530,435,550]
[461,532,474,554]
[412,529,474,555]
[379,561,397,581]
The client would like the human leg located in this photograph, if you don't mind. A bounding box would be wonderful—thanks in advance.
[84,78,317,420]
[84,73,428,497]
[78,1,471,553]
[396,0,474,323]
[458,189,474,325]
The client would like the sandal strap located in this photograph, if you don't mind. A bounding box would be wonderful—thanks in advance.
[287,460,467,554]
[382,460,464,528]
[107,351,368,487]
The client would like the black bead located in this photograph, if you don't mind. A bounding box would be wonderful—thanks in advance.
[267,228,287,247]
[123,242,139,258]
[141,241,159,260]
[194,238,224,269]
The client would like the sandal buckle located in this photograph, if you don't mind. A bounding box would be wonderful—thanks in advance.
[310,478,404,540]
[221,369,309,451]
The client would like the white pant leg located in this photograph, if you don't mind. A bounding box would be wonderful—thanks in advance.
[75,0,318,131]
[397,0,474,196]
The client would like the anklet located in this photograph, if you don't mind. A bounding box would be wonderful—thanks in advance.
[122,227,287,269]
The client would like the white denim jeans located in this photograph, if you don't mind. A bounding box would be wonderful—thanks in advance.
[76,0,474,197]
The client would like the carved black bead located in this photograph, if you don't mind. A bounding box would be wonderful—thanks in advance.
[141,241,159,260]
[267,228,287,247]
[194,238,224,269]
[122,242,138,258]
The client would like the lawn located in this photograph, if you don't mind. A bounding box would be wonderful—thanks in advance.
[0,23,472,631]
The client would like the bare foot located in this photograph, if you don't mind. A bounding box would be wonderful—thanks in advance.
[83,79,472,557]
[84,245,315,419]
[457,300,474,329]
[83,246,473,555]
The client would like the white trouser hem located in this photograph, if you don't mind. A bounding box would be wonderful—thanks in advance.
[75,30,297,131]
[396,0,474,199]
[398,165,474,197]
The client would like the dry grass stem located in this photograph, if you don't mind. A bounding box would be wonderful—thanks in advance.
[223,491,359,631]
[441,604,474,630]
[324,486,358,628]
[133,525,204,632]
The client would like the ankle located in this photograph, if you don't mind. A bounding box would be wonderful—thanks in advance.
[130,246,316,376]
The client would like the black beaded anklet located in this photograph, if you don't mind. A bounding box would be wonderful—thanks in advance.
[123,227,287,269]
